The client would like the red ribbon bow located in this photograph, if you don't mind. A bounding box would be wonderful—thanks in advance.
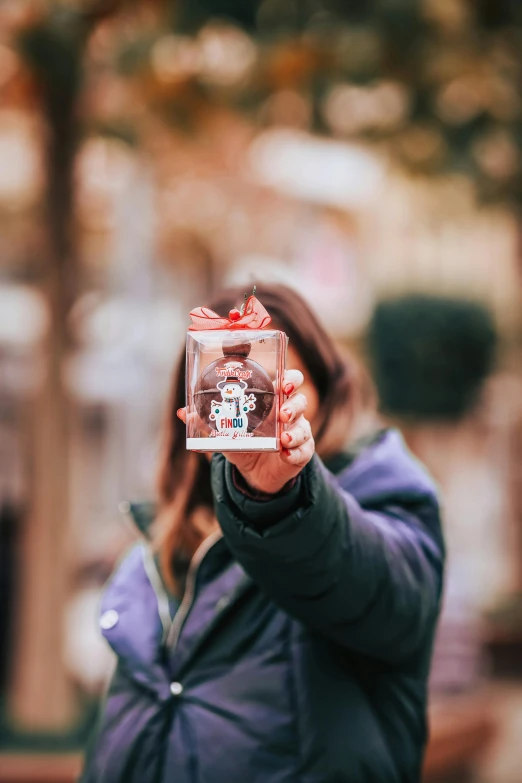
[188,295,271,331]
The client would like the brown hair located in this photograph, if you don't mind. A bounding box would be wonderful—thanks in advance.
[155,283,355,594]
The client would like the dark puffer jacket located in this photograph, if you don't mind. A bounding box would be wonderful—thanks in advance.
[81,430,444,783]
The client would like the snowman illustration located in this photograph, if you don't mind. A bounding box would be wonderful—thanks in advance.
[210,376,256,434]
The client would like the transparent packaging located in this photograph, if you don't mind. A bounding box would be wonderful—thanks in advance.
[186,329,287,452]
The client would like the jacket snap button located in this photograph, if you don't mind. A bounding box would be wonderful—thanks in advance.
[170,682,183,696]
[216,596,230,612]
[100,610,119,630]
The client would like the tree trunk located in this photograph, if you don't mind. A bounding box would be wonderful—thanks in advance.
[9,67,79,731]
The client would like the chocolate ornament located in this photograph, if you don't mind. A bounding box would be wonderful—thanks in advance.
[194,337,275,433]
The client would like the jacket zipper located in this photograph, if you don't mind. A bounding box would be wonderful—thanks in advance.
[166,528,223,651]
[117,500,223,654]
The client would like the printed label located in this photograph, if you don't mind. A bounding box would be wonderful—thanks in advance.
[209,430,254,439]
[209,371,256,434]
[214,361,253,380]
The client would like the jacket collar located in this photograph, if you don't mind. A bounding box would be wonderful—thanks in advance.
[119,429,437,540]
[100,540,250,693]
[99,544,172,700]
[118,429,392,541]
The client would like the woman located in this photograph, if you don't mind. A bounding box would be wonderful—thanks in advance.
[82,284,445,783]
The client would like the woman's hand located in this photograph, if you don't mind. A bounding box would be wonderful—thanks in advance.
[177,369,315,495]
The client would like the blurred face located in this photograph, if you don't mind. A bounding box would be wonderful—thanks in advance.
[287,345,319,427]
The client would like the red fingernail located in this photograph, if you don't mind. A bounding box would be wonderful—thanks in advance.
[282,448,291,457]
[176,408,183,418]
[284,384,294,395]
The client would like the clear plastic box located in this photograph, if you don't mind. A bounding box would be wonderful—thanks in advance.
[186,329,287,451]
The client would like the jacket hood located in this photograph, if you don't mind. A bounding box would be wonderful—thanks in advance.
[337,428,439,508]
[118,500,156,541]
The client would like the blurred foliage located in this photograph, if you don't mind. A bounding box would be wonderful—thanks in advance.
[484,592,522,631]
[18,17,82,108]
[116,0,522,205]
[10,0,522,206]
[367,295,497,420]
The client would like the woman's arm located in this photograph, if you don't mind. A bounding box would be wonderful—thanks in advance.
[212,453,444,666]
[180,369,443,665]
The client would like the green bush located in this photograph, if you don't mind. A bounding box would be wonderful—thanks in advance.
[367,295,497,420]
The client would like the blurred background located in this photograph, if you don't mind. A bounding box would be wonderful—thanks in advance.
[1,1,522,781]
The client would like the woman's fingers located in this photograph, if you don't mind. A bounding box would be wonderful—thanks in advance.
[282,369,304,397]
[280,393,307,424]
[281,412,314,466]
[281,415,312,450]
[280,369,307,425]
[281,424,315,467]
[177,408,206,433]
[281,442,314,467]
